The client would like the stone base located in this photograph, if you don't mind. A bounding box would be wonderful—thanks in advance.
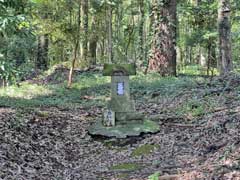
[88,120,160,138]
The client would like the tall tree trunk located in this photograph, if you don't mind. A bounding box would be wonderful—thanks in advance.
[178,47,184,71]
[125,13,135,59]
[36,34,49,70]
[138,0,145,62]
[82,0,88,63]
[36,11,49,71]
[207,42,212,76]
[148,0,177,76]
[218,0,232,75]
[144,0,156,74]
[100,39,105,59]
[89,16,98,65]
[108,4,113,63]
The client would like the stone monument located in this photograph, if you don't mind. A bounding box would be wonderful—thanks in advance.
[88,64,159,138]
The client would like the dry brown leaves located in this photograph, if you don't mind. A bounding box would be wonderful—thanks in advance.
[1,75,240,180]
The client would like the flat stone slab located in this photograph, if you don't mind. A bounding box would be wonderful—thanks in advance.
[103,64,136,76]
[88,120,160,138]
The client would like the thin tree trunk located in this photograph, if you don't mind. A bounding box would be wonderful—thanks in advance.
[145,0,156,74]
[207,41,216,76]
[178,47,184,71]
[36,12,49,71]
[36,34,49,70]
[207,42,212,76]
[218,0,232,75]
[68,1,81,88]
[108,4,113,63]
[82,0,88,63]
[125,14,135,59]
[89,16,98,65]
[211,43,217,76]
[138,0,145,62]
[189,47,192,64]
[68,41,79,88]
[101,39,105,58]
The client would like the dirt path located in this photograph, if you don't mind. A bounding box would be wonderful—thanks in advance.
[0,101,239,180]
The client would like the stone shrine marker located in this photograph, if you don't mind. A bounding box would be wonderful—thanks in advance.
[88,64,159,138]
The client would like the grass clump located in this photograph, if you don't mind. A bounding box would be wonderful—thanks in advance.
[116,173,129,179]
[176,99,206,118]
[148,172,160,180]
[131,144,159,157]
[110,162,141,171]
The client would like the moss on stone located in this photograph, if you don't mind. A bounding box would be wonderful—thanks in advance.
[103,64,136,76]
[36,111,50,118]
[110,162,141,171]
[88,119,160,138]
[108,98,135,112]
[131,144,159,157]
[88,120,159,138]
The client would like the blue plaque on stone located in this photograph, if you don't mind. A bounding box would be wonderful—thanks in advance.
[117,82,124,95]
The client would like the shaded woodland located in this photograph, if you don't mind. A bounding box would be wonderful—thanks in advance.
[1,0,240,83]
[0,0,240,179]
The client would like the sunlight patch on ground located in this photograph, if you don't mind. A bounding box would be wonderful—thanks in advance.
[0,108,15,113]
[72,74,109,89]
[0,83,53,99]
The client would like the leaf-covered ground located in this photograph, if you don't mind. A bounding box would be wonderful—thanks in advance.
[0,68,240,180]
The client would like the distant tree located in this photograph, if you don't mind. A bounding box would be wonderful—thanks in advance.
[218,0,232,75]
[138,0,145,62]
[36,33,49,70]
[89,15,98,65]
[35,1,49,71]
[108,2,113,63]
[68,0,81,88]
[82,0,89,63]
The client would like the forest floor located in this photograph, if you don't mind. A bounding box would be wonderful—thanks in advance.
[0,66,240,180]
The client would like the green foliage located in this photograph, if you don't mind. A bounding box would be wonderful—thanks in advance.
[1,0,240,85]
[132,72,198,97]
[178,0,218,46]
[0,0,35,84]
[148,172,160,180]
[0,0,28,36]
[0,59,18,83]
[182,99,206,117]
[179,65,218,76]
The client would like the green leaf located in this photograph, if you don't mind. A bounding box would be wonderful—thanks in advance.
[148,172,160,180]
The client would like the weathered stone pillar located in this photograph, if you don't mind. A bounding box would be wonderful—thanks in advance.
[88,64,159,138]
